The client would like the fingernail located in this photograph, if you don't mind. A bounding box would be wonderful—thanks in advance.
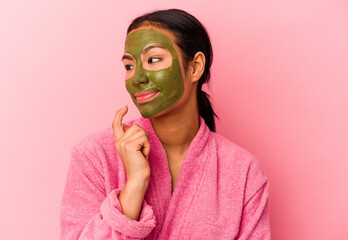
[124,102,128,108]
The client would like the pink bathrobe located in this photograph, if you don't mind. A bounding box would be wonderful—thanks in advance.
[60,117,270,239]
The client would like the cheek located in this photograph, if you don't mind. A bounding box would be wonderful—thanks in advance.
[125,79,134,93]
[125,70,135,80]
[148,71,166,85]
[147,67,180,89]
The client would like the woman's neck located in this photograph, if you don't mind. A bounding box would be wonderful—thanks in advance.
[150,106,199,154]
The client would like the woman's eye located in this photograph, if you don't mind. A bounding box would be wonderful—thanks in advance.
[148,57,161,64]
[125,65,134,71]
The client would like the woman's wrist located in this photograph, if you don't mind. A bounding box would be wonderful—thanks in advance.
[126,176,150,191]
[126,167,151,186]
[119,178,149,220]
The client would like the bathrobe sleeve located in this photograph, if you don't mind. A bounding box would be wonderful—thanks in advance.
[60,145,156,240]
[237,158,271,240]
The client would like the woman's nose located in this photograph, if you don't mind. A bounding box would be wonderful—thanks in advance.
[132,68,149,86]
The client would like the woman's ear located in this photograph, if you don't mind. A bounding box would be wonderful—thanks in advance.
[190,51,206,83]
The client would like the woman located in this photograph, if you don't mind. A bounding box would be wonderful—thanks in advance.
[60,9,271,239]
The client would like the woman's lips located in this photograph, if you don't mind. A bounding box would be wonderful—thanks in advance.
[135,91,160,104]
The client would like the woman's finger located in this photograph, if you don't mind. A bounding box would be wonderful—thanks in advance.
[112,104,128,140]
[122,124,144,139]
[122,124,131,133]
[121,130,151,158]
[141,139,151,158]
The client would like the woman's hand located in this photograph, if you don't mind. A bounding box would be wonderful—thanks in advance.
[112,104,151,220]
[112,104,151,183]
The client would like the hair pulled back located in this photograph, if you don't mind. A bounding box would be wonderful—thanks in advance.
[127,9,218,132]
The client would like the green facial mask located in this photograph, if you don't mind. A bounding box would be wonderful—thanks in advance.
[124,29,184,118]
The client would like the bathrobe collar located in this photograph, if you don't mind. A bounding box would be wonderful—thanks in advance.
[137,116,213,237]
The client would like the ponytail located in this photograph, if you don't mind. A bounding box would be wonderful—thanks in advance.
[197,86,218,132]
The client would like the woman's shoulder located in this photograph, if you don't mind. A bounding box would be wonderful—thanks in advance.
[70,118,140,166]
[211,132,256,162]
[210,132,269,200]
[67,119,142,189]
[72,119,139,151]
[210,131,268,182]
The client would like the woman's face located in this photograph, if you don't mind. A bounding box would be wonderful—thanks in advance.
[122,27,186,118]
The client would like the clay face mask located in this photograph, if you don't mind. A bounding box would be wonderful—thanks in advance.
[123,28,184,118]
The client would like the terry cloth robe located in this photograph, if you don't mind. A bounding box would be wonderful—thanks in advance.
[60,117,271,239]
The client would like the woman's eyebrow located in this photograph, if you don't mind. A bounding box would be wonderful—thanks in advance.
[142,44,166,55]
[121,54,134,61]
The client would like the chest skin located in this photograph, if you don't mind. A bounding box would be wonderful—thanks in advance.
[167,152,185,193]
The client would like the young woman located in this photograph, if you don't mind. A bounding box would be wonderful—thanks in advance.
[60,9,271,239]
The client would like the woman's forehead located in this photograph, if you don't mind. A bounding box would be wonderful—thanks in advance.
[127,25,176,42]
[124,27,178,55]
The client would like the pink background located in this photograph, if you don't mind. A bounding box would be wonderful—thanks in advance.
[1,0,347,239]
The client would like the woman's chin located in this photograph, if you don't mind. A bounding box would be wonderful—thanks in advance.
[139,107,169,119]
[139,111,154,118]
[136,96,184,119]
[138,107,161,118]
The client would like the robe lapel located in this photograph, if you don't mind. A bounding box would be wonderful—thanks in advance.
[138,117,212,239]
[137,118,172,238]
